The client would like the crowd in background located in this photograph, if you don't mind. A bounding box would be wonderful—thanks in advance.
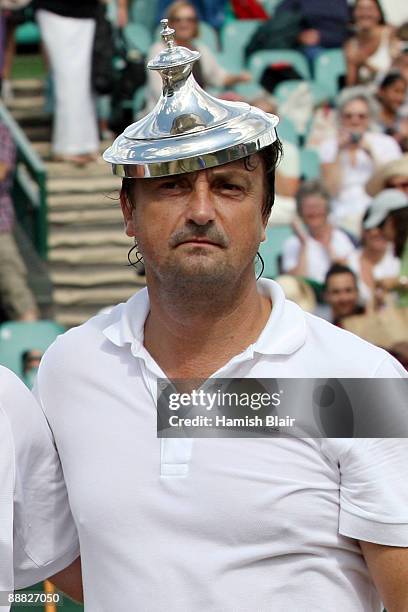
[1,0,408,371]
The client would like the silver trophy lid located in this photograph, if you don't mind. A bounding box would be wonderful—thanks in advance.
[103,19,279,178]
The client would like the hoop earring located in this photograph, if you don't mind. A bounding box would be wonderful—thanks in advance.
[255,252,265,280]
[127,242,144,267]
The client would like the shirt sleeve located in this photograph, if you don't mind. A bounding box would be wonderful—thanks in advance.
[328,357,408,546]
[0,369,80,589]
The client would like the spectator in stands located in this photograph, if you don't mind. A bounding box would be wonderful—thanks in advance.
[0,119,38,321]
[146,1,250,111]
[346,208,400,305]
[34,0,99,165]
[319,87,402,235]
[275,0,349,64]
[281,180,355,284]
[324,264,365,326]
[157,0,228,31]
[375,71,408,151]
[344,0,399,87]
[366,153,408,196]
[364,189,408,307]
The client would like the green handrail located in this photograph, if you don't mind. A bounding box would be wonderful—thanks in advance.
[0,101,48,258]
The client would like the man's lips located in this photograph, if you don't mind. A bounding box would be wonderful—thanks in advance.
[177,238,222,246]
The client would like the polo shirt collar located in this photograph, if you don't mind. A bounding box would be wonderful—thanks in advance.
[102,279,306,359]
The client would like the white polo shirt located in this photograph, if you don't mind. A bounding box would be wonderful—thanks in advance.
[0,366,79,611]
[34,279,408,612]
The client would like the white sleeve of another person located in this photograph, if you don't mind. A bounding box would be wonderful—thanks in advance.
[0,368,80,589]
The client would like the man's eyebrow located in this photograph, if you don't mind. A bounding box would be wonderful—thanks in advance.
[208,168,252,181]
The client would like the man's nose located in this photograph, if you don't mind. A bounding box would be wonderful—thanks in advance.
[185,177,216,226]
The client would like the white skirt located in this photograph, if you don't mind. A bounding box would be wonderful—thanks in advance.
[37,9,99,155]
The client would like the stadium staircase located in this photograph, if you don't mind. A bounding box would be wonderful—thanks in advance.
[7,78,146,328]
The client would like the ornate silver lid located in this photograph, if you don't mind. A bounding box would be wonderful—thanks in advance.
[103,19,279,178]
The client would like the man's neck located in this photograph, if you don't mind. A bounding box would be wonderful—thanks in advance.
[143,275,272,380]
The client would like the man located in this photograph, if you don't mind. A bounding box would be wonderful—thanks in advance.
[34,21,408,612]
[324,263,365,326]
[281,179,355,283]
[0,365,81,611]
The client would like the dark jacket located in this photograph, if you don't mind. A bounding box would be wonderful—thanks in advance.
[276,0,350,48]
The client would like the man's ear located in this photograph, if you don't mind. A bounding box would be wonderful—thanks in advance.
[120,195,136,238]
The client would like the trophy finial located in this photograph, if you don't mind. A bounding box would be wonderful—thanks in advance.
[160,18,176,50]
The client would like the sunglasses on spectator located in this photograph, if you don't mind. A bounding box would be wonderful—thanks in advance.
[386,180,408,190]
[342,113,369,120]
[172,16,198,23]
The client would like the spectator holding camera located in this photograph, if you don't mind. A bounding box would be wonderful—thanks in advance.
[319,88,402,235]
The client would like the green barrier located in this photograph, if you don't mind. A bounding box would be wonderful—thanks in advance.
[0,101,48,258]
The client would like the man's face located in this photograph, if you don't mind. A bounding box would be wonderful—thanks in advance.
[325,273,359,320]
[300,195,328,232]
[121,158,267,292]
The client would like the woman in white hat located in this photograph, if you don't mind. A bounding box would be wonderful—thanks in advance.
[363,188,408,305]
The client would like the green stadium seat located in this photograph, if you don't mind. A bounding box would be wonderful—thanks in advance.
[196,21,219,53]
[129,0,158,34]
[15,21,40,46]
[276,117,299,146]
[123,22,153,54]
[221,20,262,72]
[0,320,65,379]
[259,225,293,279]
[248,50,311,82]
[314,49,346,99]
[300,148,320,179]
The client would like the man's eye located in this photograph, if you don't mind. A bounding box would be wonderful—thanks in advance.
[220,183,242,192]
[160,181,181,190]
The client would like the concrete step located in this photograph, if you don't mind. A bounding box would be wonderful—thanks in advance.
[12,78,44,94]
[32,139,114,158]
[47,175,121,195]
[49,245,130,265]
[47,191,119,211]
[53,308,107,328]
[50,267,145,287]
[49,207,122,225]
[8,95,44,110]
[10,108,50,124]
[45,159,111,178]
[53,285,140,306]
[24,125,52,142]
[49,227,130,248]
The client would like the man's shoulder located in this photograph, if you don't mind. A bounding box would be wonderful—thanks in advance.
[41,302,127,361]
[302,310,403,376]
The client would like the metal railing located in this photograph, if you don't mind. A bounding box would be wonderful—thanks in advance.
[0,101,48,258]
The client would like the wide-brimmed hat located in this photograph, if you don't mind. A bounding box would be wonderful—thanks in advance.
[363,189,408,229]
[103,20,279,178]
[275,276,316,312]
[365,154,408,197]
